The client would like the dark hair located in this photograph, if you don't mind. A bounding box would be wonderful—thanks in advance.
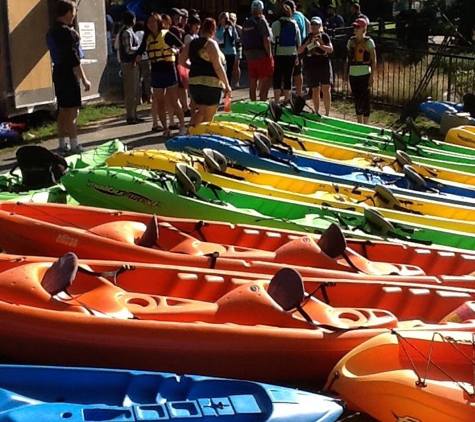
[188,15,201,26]
[122,10,136,26]
[351,2,361,12]
[283,0,296,13]
[56,0,75,18]
[134,21,145,32]
[201,17,216,34]
[161,13,172,28]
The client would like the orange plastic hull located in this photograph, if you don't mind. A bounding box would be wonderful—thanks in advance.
[1,202,475,278]
[325,330,475,422]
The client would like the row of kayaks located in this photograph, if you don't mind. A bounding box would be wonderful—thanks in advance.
[2,101,475,421]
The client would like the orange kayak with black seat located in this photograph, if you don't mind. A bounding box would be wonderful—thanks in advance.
[325,330,475,422]
[2,254,475,323]
[0,255,474,385]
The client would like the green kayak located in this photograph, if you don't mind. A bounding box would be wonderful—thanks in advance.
[61,165,475,250]
[0,139,125,203]
[232,100,475,160]
[214,112,475,173]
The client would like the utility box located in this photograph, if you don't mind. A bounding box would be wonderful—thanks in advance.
[0,0,107,118]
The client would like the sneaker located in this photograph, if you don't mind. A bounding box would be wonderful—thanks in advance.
[71,145,85,154]
[57,144,71,155]
[178,127,188,136]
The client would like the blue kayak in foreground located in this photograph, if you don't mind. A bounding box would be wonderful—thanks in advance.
[0,365,344,422]
[166,134,475,207]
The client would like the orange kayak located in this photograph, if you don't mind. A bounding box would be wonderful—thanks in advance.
[1,202,475,278]
[1,254,475,323]
[324,330,475,421]
[0,254,473,385]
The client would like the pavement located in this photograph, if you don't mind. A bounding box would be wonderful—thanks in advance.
[0,85,255,173]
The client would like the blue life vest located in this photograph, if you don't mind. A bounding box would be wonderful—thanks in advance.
[241,16,264,50]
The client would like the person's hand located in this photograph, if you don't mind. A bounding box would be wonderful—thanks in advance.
[83,79,92,92]
[224,85,232,95]
[295,56,299,66]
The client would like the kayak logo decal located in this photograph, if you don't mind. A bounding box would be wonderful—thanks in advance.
[392,412,421,422]
[87,182,160,208]
[56,234,78,248]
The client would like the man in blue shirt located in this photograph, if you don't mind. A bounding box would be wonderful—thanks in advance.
[291,1,310,96]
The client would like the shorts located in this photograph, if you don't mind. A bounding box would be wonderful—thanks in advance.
[151,62,178,89]
[53,68,81,108]
[306,61,333,88]
[247,56,274,80]
[189,84,223,106]
[293,54,304,77]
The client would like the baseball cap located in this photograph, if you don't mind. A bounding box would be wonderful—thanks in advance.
[171,7,185,16]
[353,18,368,28]
[251,0,264,10]
[180,9,189,18]
[310,16,322,25]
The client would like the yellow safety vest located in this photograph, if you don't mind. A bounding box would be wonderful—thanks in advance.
[146,30,175,63]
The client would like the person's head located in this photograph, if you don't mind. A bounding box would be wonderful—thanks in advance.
[56,0,76,25]
[161,14,172,29]
[170,8,183,25]
[326,4,335,17]
[350,2,361,15]
[147,13,163,34]
[296,2,303,12]
[180,9,189,26]
[218,12,232,27]
[310,16,323,34]
[251,0,264,17]
[134,20,145,32]
[352,17,367,35]
[188,15,201,34]
[229,12,237,26]
[122,10,136,27]
[282,0,296,17]
[201,17,217,37]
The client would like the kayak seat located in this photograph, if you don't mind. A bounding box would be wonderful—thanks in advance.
[13,145,68,190]
[41,252,78,296]
[89,221,148,245]
[174,163,202,195]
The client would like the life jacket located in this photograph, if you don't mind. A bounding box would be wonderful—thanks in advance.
[277,18,297,48]
[146,30,175,63]
[241,16,265,50]
[348,36,371,66]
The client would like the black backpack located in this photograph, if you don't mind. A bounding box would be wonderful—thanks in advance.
[12,145,68,190]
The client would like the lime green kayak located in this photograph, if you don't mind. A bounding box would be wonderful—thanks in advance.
[0,140,125,203]
[61,165,475,249]
[214,112,475,173]
[232,100,475,160]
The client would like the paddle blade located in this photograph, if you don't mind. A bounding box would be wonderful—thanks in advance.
[268,268,305,311]
[41,252,78,296]
[318,223,347,258]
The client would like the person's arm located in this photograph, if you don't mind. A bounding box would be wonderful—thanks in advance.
[304,16,311,37]
[178,43,191,69]
[318,33,333,55]
[73,64,91,91]
[368,40,377,87]
[343,40,350,80]
[136,33,147,59]
[207,40,231,93]
[215,26,225,44]
[296,24,301,47]
[297,34,309,55]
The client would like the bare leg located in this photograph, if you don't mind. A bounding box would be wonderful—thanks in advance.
[273,88,281,104]
[189,105,205,127]
[312,87,321,114]
[321,84,332,116]
[259,77,271,101]
[167,85,185,130]
[233,58,241,88]
[154,88,167,129]
[294,74,303,97]
[283,89,291,102]
[249,78,258,101]
[202,104,219,123]
[356,115,364,123]
[151,95,159,128]
[56,108,69,139]
[363,116,370,124]
[178,86,189,114]
[65,108,80,139]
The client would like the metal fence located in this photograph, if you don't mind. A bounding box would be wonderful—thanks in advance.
[329,31,475,109]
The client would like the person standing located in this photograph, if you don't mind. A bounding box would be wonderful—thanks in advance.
[216,12,239,88]
[46,0,91,154]
[179,18,231,127]
[134,21,151,104]
[343,18,376,123]
[298,16,333,115]
[290,1,310,97]
[117,11,142,124]
[347,2,369,26]
[271,1,301,103]
[229,13,243,89]
[241,0,274,101]
[324,4,345,35]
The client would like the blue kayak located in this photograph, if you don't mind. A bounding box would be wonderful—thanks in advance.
[166,135,475,206]
[419,100,466,124]
[0,365,344,422]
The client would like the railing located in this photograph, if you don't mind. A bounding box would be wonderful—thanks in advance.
[328,26,475,109]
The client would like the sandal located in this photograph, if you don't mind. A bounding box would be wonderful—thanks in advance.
[163,129,171,138]
[168,124,179,130]
[151,126,163,132]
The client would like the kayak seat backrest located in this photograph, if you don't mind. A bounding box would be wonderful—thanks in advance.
[267,268,305,312]
[268,100,283,121]
[403,165,427,191]
[137,215,159,248]
[253,133,272,156]
[267,120,285,144]
[41,252,78,296]
[203,148,227,173]
[175,163,202,195]
[290,93,306,115]
[15,145,68,190]
[89,221,148,245]
[317,223,346,258]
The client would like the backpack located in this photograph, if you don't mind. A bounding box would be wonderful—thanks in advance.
[241,16,264,50]
[12,145,68,191]
[277,18,297,48]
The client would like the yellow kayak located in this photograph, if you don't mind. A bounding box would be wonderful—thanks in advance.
[107,149,475,233]
[445,125,475,149]
[190,121,475,187]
